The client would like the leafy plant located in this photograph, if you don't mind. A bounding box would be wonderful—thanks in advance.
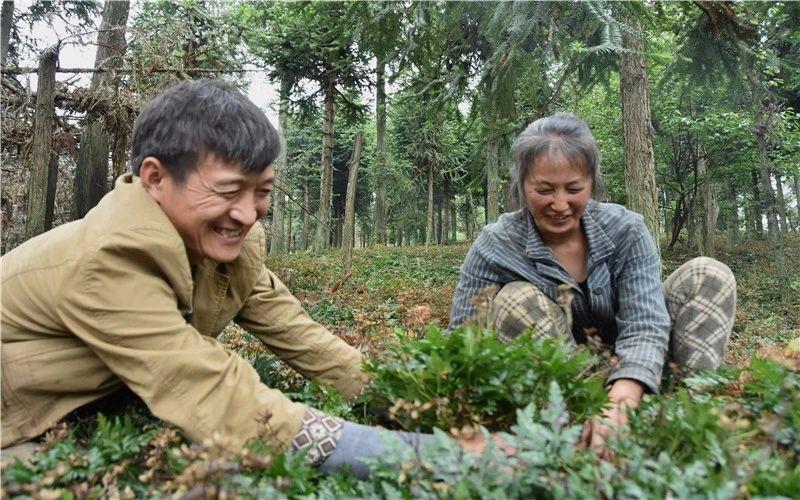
[361,324,608,431]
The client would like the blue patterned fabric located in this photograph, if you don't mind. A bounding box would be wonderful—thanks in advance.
[449,200,670,392]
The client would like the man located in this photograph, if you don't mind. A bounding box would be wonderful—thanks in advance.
[1,79,436,477]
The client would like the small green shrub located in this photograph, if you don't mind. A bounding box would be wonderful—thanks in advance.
[361,324,608,431]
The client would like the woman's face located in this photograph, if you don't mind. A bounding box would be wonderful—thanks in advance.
[523,153,593,242]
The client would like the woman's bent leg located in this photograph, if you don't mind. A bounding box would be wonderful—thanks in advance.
[663,257,736,371]
[493,281,571,343]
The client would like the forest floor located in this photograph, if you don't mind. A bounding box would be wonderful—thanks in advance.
[264,235,800,363]
[2,236,799,498]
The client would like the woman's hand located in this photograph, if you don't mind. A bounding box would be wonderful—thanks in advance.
[459,431,517,457]
[581,379,643,460]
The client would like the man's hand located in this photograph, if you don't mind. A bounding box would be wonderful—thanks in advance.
[581,378,643,460]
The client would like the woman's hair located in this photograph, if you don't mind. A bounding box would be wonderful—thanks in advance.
[510,112,603,201]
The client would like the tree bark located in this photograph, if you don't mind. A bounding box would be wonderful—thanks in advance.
[755,119,779,242]
[795,174,800,231]
[25,45,58,240]
[725,180,739,245]
[774,172,788,234]
[301,185,310,251]
[441,178,451,244]
[374,58,388,245]
[749,169,763,237]
[485,135,500,223]
[450,190,457,243]
[697,152,718,256]
[619,19,661,256]
[315,71,335,252]
[425,165,435,245]
[1,1,13,66]
[72,0,129,219]
[270,78,290,254]
[341,132,363,275]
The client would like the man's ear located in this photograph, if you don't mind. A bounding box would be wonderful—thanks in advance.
[139,157,168,202]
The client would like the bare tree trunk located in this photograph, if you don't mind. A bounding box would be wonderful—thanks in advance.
[425,165,435,245]
[270,78,290,254]
[374,59,388,245]
[697,153,718,256]
[725,180,739,244]
[774,172,788,234]
[450,192,457,242]
[795,174,800,231]
[486,136,500,223]
[25,45,57,239]
[620,19,660,256]
[755,123,779,242]
[72,0,129,219]
[749,170,763,237]
[341,132,363,275]
[301,186,310,251]
[465,191,476,240]
[441,179,451,244]
[1,1,13,66]
[286,203,293,253]
[315,71,335,252]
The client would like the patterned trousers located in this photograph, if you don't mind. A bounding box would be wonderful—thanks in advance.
[493,257,737,372]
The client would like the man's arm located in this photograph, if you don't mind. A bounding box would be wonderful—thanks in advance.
[56,232,308,449]
[235,265,367,399]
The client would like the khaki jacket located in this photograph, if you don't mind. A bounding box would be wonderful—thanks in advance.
[1,174,365,449]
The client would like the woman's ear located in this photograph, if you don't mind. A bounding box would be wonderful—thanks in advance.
[138,157,168,201]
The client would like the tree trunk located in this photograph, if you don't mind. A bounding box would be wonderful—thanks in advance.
[72,0,130,219]
[450,191,457,242]
[485,136,500,223]
[341,132,363,275]
[286,203,293,253]
[795,174,800,231]
[619,19,660,256]
[465,192,476,240]
[774,172,788,234]
[425,165,435,245]
[755,122,779,242]
[697,153,718,257]
[301,185,310,251]
[25,45,58,239]
[749,169,763,237]
[374,58,388,245]
[315,71,335,252]
[725,180,739,244]
[72,0,129,220]
[1,1,13,66]
[441,179,451,244]
[270,78,290,254]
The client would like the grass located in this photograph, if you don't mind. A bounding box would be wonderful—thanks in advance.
[2,235,798,498]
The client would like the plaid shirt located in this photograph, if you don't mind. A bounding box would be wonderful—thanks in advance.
[449,200,670,393]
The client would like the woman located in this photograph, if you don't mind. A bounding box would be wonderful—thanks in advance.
[449,112,736,457]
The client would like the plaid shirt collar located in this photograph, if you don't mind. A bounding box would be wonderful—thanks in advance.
[523,199,616,268]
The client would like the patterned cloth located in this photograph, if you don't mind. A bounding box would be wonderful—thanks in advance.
[450,202,671,392]
[290,408,344,466]
[663,257,736,371]
[492,256,736,379]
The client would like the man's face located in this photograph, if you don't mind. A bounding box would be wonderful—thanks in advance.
[156,156,274,263]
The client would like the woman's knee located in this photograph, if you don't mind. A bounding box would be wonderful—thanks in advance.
[665,257,736,300]
[493,281,566,341]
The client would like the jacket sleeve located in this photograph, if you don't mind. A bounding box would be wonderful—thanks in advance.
[448,231,503,329]
[235,265,366,399]
[56,230,308,449]
[607,224,670,393]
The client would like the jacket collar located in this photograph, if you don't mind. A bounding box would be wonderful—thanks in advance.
[523,200,615,267]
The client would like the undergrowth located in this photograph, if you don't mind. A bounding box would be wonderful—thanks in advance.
[2,239,799,497]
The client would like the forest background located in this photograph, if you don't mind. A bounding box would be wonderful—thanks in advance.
[1,1,800,498]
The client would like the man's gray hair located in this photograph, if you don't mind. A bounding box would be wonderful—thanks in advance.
[510,112,603,201]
